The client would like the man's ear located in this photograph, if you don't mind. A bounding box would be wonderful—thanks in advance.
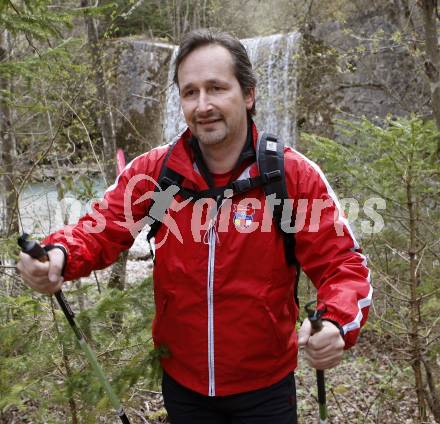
[245,87,256,110]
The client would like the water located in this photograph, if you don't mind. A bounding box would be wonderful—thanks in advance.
[0,178,150,256]
[163,46,186,144]
[162,32,301,146]
[8,179,107,237]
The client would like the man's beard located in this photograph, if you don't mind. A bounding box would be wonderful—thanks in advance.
[194,117,228,146]
[196,127,227,145]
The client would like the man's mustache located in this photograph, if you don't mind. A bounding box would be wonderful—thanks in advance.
[195,113,223,123]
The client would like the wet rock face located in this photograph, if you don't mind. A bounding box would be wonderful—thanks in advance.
[297,7,430,139]
[106,38,174,158]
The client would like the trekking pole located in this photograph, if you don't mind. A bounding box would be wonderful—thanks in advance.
[305,300,327,424]
[18,233,131,424]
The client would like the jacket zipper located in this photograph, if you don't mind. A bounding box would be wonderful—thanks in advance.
[207,194,226,396]
[207,223,216,396]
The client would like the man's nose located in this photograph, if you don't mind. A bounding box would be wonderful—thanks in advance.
[196,91,213,114]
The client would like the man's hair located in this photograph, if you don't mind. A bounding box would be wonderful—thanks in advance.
[173,28,257,116]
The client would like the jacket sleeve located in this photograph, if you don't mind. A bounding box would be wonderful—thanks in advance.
[43,147,167,281]
[285,149,372,349]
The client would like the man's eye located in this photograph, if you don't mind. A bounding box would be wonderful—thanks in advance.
[184,90,195,97]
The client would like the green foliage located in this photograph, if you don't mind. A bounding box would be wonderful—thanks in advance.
[0,1,97,172]
[0,233,21,258]
[0,276,162,421]
[302,115,440,420]
[302,116,440,244]
[72,176,99,202]
[0,0,73,39]
[99,0,170,39]
[302,115,440,388]
[147,344,171,389]
[0,1,78,78]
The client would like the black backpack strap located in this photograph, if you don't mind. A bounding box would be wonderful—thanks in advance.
[256,132,300,305]
[256,132,287,228]
[185,175,267,201]
[146,140,269,257]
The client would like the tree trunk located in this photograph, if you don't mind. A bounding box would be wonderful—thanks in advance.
[107,250,129,332]
[175,0,181,42]
[0,30,19,237]
[81,0,128,295]
[422,358,440,422]
[107,250,129,292]
[407,163,427,422]
[420,0,440,158]
[80,0,117,184]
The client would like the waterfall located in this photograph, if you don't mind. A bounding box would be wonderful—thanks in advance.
[163,32,301,146]
[163,46,186,144]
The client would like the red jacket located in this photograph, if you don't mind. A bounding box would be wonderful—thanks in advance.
[44,124,372,396]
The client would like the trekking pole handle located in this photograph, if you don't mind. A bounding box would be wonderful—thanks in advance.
[18,233,49,262]
[18,234,81,335]
[309,310,323,333]
[305,300,324,333]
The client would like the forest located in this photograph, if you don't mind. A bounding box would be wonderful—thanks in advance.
[1,0,440,423]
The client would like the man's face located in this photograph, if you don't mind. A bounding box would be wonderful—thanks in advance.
[177,44,254,148]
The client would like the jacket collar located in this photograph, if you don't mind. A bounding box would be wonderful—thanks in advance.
[165,120,259,189]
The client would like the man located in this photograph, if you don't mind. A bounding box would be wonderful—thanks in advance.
[18,29,372,423]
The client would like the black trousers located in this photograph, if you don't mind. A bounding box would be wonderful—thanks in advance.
[162,371,297,424]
